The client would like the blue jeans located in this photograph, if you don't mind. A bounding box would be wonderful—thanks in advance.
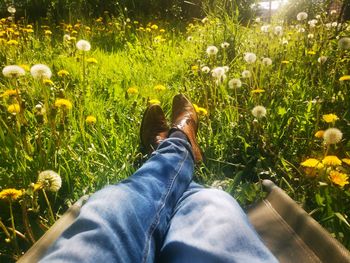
[40,138,277,262]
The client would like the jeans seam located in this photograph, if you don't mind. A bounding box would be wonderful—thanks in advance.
[141,149,189,263]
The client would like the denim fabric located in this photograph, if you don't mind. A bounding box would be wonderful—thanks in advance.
[40,138,277,263]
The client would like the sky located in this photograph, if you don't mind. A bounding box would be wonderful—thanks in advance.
[255,0,289,10]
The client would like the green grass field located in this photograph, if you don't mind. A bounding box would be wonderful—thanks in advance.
[0,7,350,261]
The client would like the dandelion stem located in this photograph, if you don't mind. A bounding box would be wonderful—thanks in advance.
[0,218,11,239]
[42,189,55,224]
[9,201,20,255]
[21,199,36,244]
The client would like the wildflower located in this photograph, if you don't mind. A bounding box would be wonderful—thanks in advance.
[76,39,91,51]
[197,107,208,116]
[330,10,337,15]
[323,128,342,145]
[297,12,308,21]
[206,46,218,56]
[281,60,290,64]
[329,171,349,187]
[1,89,17,97]
[19,64,30,72]
[314,130,324,138]
[211,67,227,84]
[193,103,199,112]
[221,42,230,49]
[7,6,16,14]
[55,98,72,110]
[7,40,18,45]
[37,170,62,192]
[146,28,151,32]
[0,188,22,201]
[251,106,267,118]
[339,75,350,81]
[322,113,339,123]
[127,87,138,95]
[86,115,97,124]
[151,24,158,30]
[31,64,52,79]
[255,17,261,23]
[251,89,265,94]
[331,22,338,27]
[318,56,327,64]
[301,158,324,169]
[307,51,316,55]
[228,78,242,89]
[308,19,317,27]
[242,70,251,78]
[149,99,160,105]
[43,79,54,85]
[58,70,69,77]
[261,25,270,33]
[262,57,272,66]
[44,30,52,35]
[187,36,193,41]
[201,66,210,73]
[223,66,229,73]
[86,58,98,64]
[244,52,257,64]
[322,156,342,166]
[154,85,166,91]
[342,158,350,166]
[159,29,165,33]
[63,34,71,42]
[2,65,25,78]
[274,26,283,36]
[191,65,199,71]
[338,37,350,50]
[297,28,305,33]
[7,103,20,114]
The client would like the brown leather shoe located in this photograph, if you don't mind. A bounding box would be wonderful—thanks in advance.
[171,94,203,163]
[140,104,169,154]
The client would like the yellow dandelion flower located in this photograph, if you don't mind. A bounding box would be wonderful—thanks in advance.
[197,107,208,116]
[251,89,265,94]
[314,130,325,138]
[86,115,97,124]
[44,30,52,35]
[0,188,23,201]
[33,183,43,192]
[191,65,199,71]
[281,60,290,64]
[43,79,54,85]
[301,158,324,169]
[69,37,77,41]
[329,170,349,187]
[146,28,151,32]
[25,28,34,33]
[134,21,139,24]
[342,158,350,166]
[86,58,98,64]
[138,27,145,31]
[7,103,20,114]
[322,156,342,166]
[151,24,158,30]
[154,85,166,92]
[339,75,350,81]
[127,87,139,95]
[193,103,199,113]
[71,30,78,35]
[149,99,160,105]
[322,113,339,123]
[55,98,72,110]
[27,25,33,29]
[307,51,316,55]
[159,29,165,33]
[20,64,30,71]
[1,89,17,98]
[57,70,69,77]
[7,40,18,46]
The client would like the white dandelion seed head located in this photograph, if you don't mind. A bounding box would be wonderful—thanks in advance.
[38,170,62,192]
[242,70,251,78]
[261,25,270,33]
[228,78,242,89]
[316,15,321,19]
[201,66,210,73]
[221,42,230,49]
[297,27,305,33]
[307,33,314,39]
[282,38,289,45]
[332,22,338,27]
[325,23,332,29]
[206,45,218,56]
[323,128,343,145]
[211,67,227,84]
[274,26,283,36]
[244,52,257,64]
[262,57,272,66]
[63,34,71,41]
[223,66,229,73]
[308,19,318,27]
[7,6,16,14]
[30,64,52,79]
[2,65,25,78]
[76,39,91,51]
[330,10,337,15]
[187,36,193,41]
[201,17,209,24]
[252,106,267,118]
[255,17,261,23]
[317,56,327,64]
[297,12,308,21]
[338,37,350,50]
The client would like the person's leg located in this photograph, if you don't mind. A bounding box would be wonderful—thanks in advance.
[159,182,278,263]
[39,137,194,263]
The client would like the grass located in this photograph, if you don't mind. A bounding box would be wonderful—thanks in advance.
[0,8,350,261]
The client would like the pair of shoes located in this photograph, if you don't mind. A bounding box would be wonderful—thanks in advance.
[140,94,203,163]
